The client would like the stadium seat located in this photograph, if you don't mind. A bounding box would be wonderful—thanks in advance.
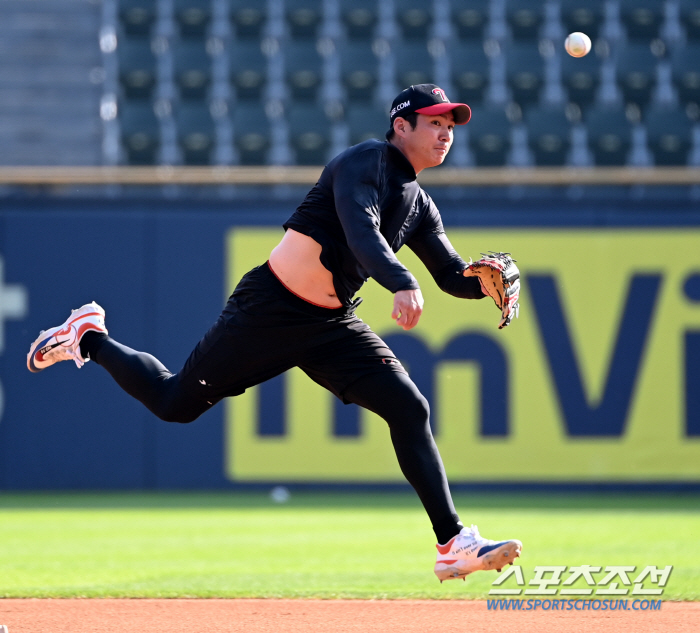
[231,103,271,164]
[120,101,160,164]
[118,39,157,100]
[285,41,324,102]
[395,0,433,41]
[228,40,268,101]
[393,41,436,91]
[561,47,601,107]
[672,43,700,108]
[451,0,488,41]
[173,40,212,101]
[560,0,605,42]
[286,0,323,40]
[525,105,572,165]
[620,0,663,41]
[506,0,544,41]
[467,105,512,166]
[287,103,332,164]
[504,42,544,107]
[174,0,211,39]
[680,0,700,40]
[175,102,216,165]
[616,43,658,109]
[339,0,377,41]
[449,41,490,105]
[585,106,633,165]
[339,42,379,102]
[229,0,267,40]
[346,104,389,146]
[645,106,694,165]
[118,0,157,39]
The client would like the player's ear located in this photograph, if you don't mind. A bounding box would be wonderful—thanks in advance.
[394,117,406,138]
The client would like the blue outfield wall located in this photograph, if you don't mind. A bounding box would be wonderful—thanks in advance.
[1,195,700,490]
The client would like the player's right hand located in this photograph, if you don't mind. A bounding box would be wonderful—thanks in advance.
[392,289,424,330]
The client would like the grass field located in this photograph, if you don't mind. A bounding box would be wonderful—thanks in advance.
[0,491,698,600]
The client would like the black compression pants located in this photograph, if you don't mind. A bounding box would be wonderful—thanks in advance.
[81,264,463,544]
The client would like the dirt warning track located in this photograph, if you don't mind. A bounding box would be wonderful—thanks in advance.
[0,599,697,633]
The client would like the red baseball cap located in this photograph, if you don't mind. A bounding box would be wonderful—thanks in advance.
[389,84,472,125]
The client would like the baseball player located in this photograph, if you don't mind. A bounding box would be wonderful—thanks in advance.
[28,84,521,581]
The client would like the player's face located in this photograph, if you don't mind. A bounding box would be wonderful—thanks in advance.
[403,112,455,171]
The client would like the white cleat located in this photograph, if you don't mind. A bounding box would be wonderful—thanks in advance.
[434,524,522,582]
[27,302,107,373]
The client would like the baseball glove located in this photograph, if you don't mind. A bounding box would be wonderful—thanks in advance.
[463,252,520,329]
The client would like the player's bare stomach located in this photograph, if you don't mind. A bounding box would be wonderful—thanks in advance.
[269,229,343,308]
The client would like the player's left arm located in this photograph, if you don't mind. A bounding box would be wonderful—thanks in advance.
[406,202,485,300]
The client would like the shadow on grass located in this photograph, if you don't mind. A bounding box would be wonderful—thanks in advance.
[0,490,698,511]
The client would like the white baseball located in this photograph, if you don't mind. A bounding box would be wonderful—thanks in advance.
[565,32,592,58]
[270,486,290,503]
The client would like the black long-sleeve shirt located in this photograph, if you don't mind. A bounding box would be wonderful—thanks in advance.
[284,139,485,307]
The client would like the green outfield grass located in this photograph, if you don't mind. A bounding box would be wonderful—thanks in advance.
[0,492,697,600]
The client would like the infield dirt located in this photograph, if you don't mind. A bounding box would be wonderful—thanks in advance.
[0,599,697,633]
